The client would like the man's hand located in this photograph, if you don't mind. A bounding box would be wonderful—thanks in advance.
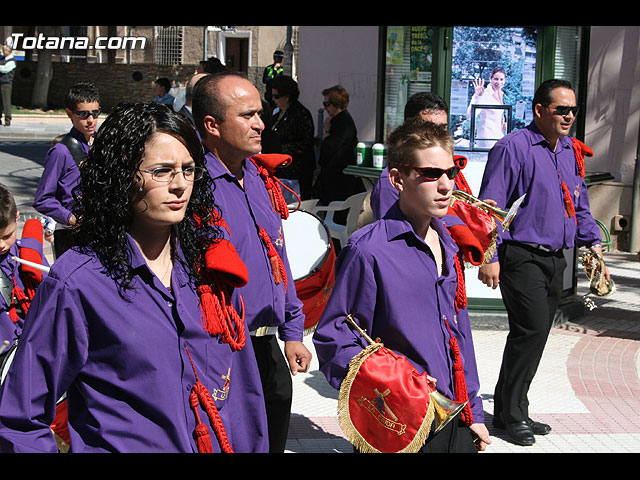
[284,340,312,376]
[591,246,611,280]
[478,261,500,289]
[469,423,491,451]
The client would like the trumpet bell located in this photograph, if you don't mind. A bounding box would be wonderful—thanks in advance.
[430,390,468,434]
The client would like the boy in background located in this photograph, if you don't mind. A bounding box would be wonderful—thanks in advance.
[33,82,101,258]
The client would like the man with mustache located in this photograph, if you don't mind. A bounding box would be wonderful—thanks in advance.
[478,79,606,446]
[192,72,312,453]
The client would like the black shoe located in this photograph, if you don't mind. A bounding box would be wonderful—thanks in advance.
[505,420,535,446]
[4,120,9,127]
[493,416,551,435]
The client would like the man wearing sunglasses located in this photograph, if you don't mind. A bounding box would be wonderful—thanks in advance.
[33,82,101,258]
[314,120,491,453]
[477,79,605,447]
[371,92,454,220]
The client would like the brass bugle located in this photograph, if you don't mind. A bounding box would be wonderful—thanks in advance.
[451,190,521,230]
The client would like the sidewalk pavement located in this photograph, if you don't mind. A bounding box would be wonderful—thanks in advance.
[285,251,640,453]
[3,116,640,454]
[0,114,71,140]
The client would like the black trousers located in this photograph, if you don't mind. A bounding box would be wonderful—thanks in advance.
[250,334,293,453]
[494,242,567,424]
[354,417,478,453]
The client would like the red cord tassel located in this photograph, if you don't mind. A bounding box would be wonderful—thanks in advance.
[197,284,245,352]
[442,318,473,426]
[186,347,234,453]
[448,336,474,426]
[561,180,577,224]
[452,253,467,313]
[258,228,287,291]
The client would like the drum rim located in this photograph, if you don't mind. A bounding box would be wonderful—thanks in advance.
[285,209,334,283]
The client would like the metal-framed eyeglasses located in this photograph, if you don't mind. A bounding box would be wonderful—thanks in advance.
[138,166,205,183]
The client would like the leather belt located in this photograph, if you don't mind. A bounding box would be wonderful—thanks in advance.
[250,326,278,337]
[506,240,562,254]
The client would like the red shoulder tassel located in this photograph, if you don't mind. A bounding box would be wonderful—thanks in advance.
[250,154,295,219]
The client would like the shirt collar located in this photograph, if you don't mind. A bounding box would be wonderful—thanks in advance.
[125,233,189,289]
[383,201,459,257]
[527,121,573,150]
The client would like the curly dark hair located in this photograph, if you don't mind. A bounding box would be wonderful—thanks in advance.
[71,101,221,295]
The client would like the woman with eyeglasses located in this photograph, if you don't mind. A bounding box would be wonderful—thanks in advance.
[0,102,268,452]
[33,82,101,259]
[313,120,491,453]
[313,85,364,219]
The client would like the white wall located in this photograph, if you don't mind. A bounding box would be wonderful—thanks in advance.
[585,26,640,185]
[296,26,380,142]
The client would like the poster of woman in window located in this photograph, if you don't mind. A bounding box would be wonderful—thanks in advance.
[449,27,537,151]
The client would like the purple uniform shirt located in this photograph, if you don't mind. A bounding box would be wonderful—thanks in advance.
[0,236,268,452]
[313,202,484,423]
[204,151,305,340]
[370,167,396,220]
[478,122,601,253]
[32,127,89,225]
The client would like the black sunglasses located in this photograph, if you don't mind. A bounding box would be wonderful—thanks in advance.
[73,109,101,119]
[550,105,579,117]
[396,164,460,181]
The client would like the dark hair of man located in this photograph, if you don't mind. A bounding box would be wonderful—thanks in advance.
[64,82,101,111]
[404,92,449,121]
[155,77,172,95]
[386,119,454,172]
[72,101,221,295]
[203,56,227,74]
[0,183,17,229]
[191,71,249,138]
[532,79,574,111]
[270,75,300,103]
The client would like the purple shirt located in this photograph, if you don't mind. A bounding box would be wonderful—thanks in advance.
[312,202,484,423]
[204,151,305,340]
[0,237,268,452]
[369,167,396,220]
[32,127,89,225]
[478,122,601,253]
